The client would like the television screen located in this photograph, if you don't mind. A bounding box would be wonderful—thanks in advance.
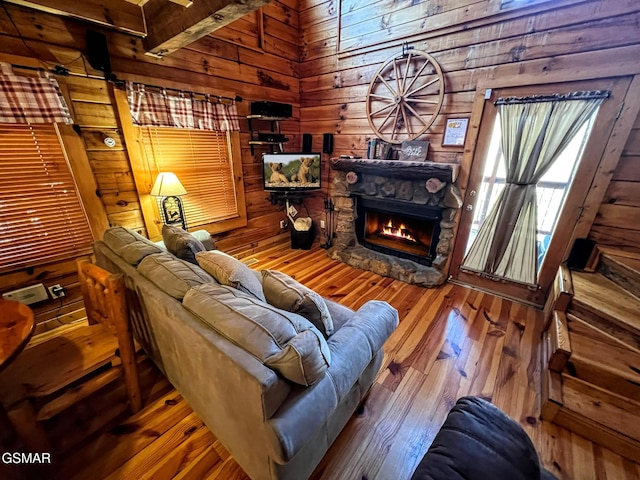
[263,152,321,191]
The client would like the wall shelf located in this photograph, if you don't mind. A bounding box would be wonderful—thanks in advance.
[248,115,289,154]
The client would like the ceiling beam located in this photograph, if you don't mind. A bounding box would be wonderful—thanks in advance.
[142,0,270,57]
[4,0,146,36]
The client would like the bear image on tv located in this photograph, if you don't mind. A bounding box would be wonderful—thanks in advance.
[290,156,316,184]
[269,162,289,183]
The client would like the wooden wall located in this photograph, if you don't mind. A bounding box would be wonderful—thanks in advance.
[0,2,301,332]
[589,111,640,252]
[298,0,640,252]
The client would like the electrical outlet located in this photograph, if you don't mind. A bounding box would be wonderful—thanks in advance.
[48,284,65,298]
[279,220,287,229]
[320,220,326,229]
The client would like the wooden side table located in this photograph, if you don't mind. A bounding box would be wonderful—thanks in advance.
[0,299,47,451]
[0,299,35,372]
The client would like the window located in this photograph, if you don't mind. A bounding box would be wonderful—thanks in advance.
[114,86,247,239]
[465,112,595,270]
[138,127,240,229]
[0,123,94,270]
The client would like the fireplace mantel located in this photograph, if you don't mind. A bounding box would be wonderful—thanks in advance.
[330,158,459,183]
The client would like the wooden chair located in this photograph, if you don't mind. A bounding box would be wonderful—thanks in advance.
[77,259,142,414]
[0,260,142,451]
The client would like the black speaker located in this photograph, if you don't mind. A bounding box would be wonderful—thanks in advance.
[323,133,333,154]
[302,133,313,153]
[566,238,596,270]
[250,101,292,118]
[86,30,112,76]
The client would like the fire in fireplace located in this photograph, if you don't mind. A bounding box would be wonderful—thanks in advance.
[355,196,441,266]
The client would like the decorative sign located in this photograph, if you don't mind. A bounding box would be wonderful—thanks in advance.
[104,137,116,148]
[442,117,469,146]
[398,140,429,162]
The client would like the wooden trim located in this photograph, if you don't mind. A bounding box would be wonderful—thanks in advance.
[111,85,161,239]
[448,88,497,280]
[55,123,110,239]
[548,310,571,372]
[540,367,563,421]
[451,270,544,306]
[256,9,264,50]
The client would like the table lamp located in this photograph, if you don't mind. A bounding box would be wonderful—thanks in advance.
[150,172,188,230]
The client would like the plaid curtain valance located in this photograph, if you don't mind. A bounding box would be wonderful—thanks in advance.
[0,63,73,124]
[126,82,240,132]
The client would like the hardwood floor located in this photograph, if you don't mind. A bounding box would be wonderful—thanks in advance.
[17,241,640,479]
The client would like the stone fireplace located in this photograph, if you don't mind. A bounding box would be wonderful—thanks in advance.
[328,159,462,287]
[356,196,441,266]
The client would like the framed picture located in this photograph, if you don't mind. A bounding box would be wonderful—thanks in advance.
[442,117,469,146]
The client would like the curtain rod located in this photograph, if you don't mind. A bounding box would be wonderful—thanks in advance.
[115,79,242,104]
[495,90,610,105]
[8,62,242,104]
[10,63,71,76]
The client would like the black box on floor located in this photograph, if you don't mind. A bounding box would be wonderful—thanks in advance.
[291,224,315,250]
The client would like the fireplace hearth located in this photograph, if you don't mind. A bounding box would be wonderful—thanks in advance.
[327,162,462,287]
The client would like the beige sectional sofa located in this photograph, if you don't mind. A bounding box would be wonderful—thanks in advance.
[94,226,399,480]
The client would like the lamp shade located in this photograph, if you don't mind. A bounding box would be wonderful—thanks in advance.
[150,172,187,196]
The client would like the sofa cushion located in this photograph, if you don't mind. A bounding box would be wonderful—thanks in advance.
[411,396,553,480]
[196,250,265,301]
[261,270,334,338]
[103,226,163,265]
[183,283,331,386]
[138,252,215,300]
[161,224,207,264]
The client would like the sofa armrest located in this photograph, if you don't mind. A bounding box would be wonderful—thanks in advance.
[339,300,399,354]
[265,300,398,464]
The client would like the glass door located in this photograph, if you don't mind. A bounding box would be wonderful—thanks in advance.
[449,78,631,305]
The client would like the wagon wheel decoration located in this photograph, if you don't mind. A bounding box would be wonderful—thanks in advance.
[366,46,445,144]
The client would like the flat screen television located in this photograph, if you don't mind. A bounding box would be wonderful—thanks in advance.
[262,152,321,191]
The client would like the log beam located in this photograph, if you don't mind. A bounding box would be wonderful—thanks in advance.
[4,0,146,36]
[142,0,270,58]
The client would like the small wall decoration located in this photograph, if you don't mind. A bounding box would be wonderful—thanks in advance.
[398,140,429,162]
[442,117,469,146]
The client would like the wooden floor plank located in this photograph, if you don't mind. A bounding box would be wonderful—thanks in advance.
[40,241,640,480]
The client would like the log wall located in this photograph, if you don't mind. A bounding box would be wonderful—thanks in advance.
[590,112,640,252]
[0,2,301,332]
[298,0,640,255]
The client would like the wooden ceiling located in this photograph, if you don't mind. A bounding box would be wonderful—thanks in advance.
[4,0,270,57]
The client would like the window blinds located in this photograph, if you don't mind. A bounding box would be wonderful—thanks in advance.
[139,127,239,228]
[0,123,94,270]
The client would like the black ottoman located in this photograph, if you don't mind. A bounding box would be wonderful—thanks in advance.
[411,396,556,480]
